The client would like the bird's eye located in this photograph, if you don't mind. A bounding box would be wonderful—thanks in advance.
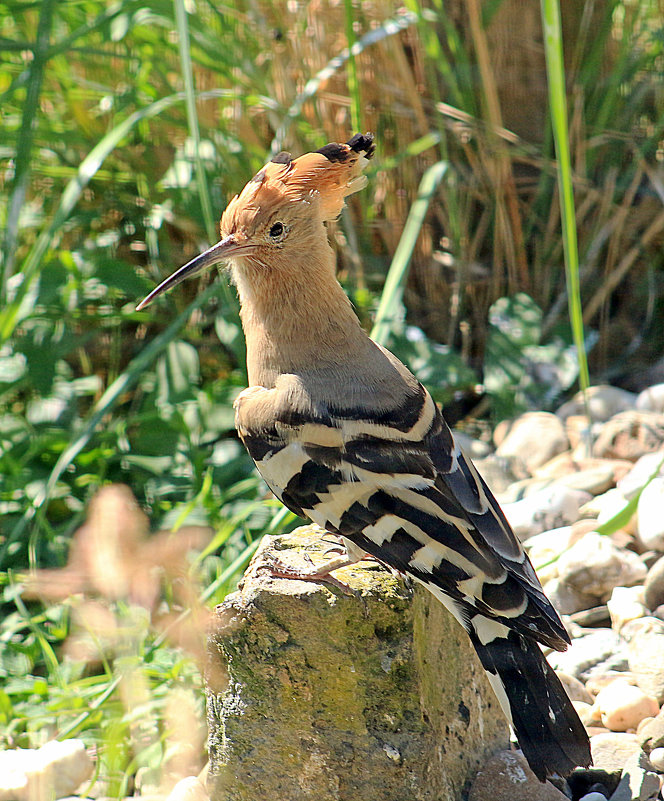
[269,222,285,239]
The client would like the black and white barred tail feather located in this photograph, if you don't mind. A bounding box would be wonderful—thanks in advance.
[470,625,591,781]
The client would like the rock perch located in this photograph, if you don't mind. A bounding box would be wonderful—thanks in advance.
[205,526,508,801]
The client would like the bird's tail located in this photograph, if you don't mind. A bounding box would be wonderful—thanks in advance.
[469,624,592,781]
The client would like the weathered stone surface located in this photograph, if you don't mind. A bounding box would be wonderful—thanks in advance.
[468,750,568,801]
[557,386,637,423]
[205,527,508,801]
[502,486,591,541]
[624,618,664,703]
[494,412,569,478]
[592,411,664,462]
[594,680,659,732]
[608,748,660,801]
[637,707,664,752]
[590,732,641,773]
[643,556,664,613]
[0,739,93,801]
[556,533,647,603]
[637,477,664,551]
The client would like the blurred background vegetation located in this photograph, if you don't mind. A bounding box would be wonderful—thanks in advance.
[1,0,663,793]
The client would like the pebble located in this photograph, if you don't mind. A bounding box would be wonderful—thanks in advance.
[557,386,637,423]
[0,739,93,801]
[526,526,578,578]
[579,793,609,801]
[556,532,647,602]
[545,576,598,615]
[594,680,659,732]
[644,555,664,613]
[558,670,595,704]
[625,618,664,702]
[638,707,664,751]
[648,746,664,771]
[608,748,660,801]
[608,587,648,635]
[582,489,635,532]
[618,453,664,500]
[548,628,628,681]
[590,732,641,772]
[636,383,664,414]
[468,749,568,801]
[166,776,210,801]
[637,477,664,551]
[502,486,592,541]
[494,411,569,478]
[592,411,664,462]
[473,454,517,496]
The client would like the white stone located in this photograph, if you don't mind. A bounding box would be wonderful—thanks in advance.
[582,488,634,531]
[166,776,209,801]
[636,384,664,413]
[608,586,647,635]
[0,739,93,801]
[494,411,569,477]
[556,532,647,601]
[637,477,664,551]
[595,679,659,731]
[590,731,640,772]
[543,576,596,615]
[525,526,577,574]
[578,793,608,801]
[502,486,591,542]
[618,452,664,500]
[648,746,664,771]
[557,385,637,422]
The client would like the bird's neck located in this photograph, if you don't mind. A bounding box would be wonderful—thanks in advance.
[231,244,369,388]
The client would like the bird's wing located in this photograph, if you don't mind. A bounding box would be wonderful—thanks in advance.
[236,382,569,651]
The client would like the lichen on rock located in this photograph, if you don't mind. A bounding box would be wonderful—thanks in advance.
[205,525,508,801]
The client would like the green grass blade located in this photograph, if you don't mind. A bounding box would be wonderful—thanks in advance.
[540,0,591,398]
[371,160,448,346]
[343,0,362,132]
[173,0,216,242]
[1,0,56,303]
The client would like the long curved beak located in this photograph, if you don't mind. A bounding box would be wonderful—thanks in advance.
[136,235,242,310]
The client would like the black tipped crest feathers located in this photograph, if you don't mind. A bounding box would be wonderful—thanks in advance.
[221,133,375,230]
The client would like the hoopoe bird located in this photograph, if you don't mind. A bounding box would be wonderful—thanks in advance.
[137,133,591,780]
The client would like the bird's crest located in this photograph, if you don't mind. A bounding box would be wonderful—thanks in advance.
[226,133,375,224]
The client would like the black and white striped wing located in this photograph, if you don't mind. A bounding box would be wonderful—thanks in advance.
[238,384,568,652]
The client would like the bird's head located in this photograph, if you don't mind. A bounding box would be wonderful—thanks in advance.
[136,133,375,310]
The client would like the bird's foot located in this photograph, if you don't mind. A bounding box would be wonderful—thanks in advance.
[262,551,361,596]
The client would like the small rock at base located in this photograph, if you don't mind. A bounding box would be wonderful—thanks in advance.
[166,776,209,801]
[608,748,660,801]
[595,680,659,732]
[468,750,568,801]
[579,793,608,801]
[637,477,664,551]
[638,708,664,751]
[647,746,664,771]
[636,384,664,414]
[590,732,641,773]
[556,533,647,602]
[643,555,664,613]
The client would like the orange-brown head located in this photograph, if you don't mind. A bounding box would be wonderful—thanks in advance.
[136,133,374,310]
